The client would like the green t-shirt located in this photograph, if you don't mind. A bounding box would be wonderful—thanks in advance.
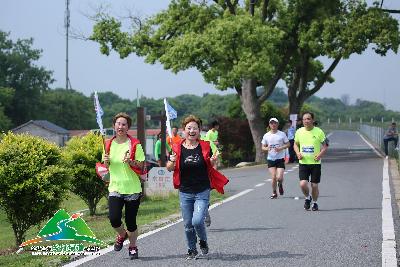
[108,140,145,194]
[294,127,326,165]
[200,135,218,154]
[154,140,172,160]
[206,129,218,143]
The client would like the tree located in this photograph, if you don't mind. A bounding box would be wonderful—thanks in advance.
[90,1,399,162]
[62,132,108,216]
[39,88,97,130]
[0,31,54,127]
[0,87,15,131]
[0,133,70,246]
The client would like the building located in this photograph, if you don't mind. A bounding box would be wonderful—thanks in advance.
[12,120,69,146]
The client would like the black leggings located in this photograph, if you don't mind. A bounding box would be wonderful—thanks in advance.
[108,196,140,232]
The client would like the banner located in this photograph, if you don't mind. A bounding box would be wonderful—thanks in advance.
[164,98,177,138]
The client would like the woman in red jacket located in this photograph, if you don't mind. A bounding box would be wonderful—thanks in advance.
[166,115,228,260]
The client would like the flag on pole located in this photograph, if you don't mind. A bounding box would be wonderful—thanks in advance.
[94,91,105,135]
[164,98,177,138]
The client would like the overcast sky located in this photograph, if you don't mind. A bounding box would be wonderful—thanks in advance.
[1,0,399,111]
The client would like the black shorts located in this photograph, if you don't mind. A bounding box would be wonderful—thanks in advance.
[267,158,285,169]
[299,164,321,183]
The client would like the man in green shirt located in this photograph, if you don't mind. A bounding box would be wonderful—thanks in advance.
[154,132,172,166]
[206,120,220,146]
[294,112,329,211]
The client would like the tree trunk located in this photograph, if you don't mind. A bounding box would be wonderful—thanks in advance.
[287,86,305,116]
[240,79,265,163]
[88,200,96,216]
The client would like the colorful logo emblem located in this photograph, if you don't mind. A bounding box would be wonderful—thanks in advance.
[18,209,105,255]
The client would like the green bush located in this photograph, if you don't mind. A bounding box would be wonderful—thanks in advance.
[63,132,107,216]
[0,132,70,246]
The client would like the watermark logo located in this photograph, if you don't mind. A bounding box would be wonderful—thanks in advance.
[17,209,106,255]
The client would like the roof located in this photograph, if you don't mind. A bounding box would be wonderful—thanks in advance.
[13,120,69,134]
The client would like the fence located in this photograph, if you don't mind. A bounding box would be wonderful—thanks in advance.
[359,124,399,159]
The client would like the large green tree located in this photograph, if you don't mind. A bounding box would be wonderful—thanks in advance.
[0,31,53,127]
[90,0,399,161]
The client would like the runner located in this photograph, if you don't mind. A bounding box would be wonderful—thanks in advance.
[261,118,290,199]
[293,112,329,211]
[103,112,145,259]
[166,115,228,260]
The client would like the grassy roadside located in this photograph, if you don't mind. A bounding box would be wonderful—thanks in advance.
[0,190,227,267]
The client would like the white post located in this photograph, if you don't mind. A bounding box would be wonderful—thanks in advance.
[349,117,352,125]
[327,118,330,124]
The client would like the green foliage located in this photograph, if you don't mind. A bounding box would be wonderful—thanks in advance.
[62,132,107,215]
[0,31,53,127]
[0,132,70,246]
[39,89,97,130]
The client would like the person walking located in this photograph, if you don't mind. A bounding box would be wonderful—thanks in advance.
[383,122,399,158]
[206,120,220,146]
[286,120,296,163]
[103,112,146,259]
[261,118,290,199]
[167,126,182,147]
[293,112,329,211]
[166,115,228,260]
[154,131,172,166]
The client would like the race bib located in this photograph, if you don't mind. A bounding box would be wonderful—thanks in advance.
[302,146,314,154]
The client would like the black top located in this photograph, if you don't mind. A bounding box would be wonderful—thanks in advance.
[179,144,211,193]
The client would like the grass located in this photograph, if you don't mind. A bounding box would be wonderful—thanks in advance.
[0,190,227,267]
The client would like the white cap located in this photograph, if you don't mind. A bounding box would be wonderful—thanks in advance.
[269,118,279,123]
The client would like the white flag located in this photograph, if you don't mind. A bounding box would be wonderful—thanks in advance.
[164,98,177,138]
[94,91,105,135]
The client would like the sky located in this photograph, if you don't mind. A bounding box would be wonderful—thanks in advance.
[1,0,399,111]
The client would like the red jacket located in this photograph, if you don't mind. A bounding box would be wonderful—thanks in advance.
[105,134,147,175]
[172,139,229,194]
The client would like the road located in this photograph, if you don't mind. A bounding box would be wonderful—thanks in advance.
[67,130,396,267]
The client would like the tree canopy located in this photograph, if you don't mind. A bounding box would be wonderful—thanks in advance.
[91,0,400,162]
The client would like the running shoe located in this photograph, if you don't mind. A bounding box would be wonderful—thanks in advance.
[186,249,198,260]
[199,240,209,255]
[278,182,284,195]
[270,193,278,199]
[114,232,128,251]
[304,198,311,210]
[312,203,319,211]
[128,246,138,259]
[205,212,211,227]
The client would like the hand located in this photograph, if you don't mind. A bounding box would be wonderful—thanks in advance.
[274,146,281,152]
[296,153,303,160]
[104,154,110,164]
[169,152,177,163]
[211,151,220,165]
[314,154,321,161]
[122,150,130,164]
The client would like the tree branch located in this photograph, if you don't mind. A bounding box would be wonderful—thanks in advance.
[261,0,270,22]
[307,56,342,97]
[249,0,257,16]
[380,9,400,14]
[225,0,237,15]
[257,46,295,104]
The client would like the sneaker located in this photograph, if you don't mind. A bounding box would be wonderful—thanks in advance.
[199,240,209,255]
[304,198,311,210]
[114,232,127,251]
[128,246,138,259]
[385,155,389,159]
[270,193,278,199]
[205,212,211,227]
[186,249,198,260]
[312,203,319,211]
[278,182,284,195]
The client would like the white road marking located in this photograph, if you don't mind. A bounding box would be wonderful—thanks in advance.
[255,183,265,187]
[357,131,382,157]
[64,188,255,267]
[382,158,397,267]
[358,131,397,266]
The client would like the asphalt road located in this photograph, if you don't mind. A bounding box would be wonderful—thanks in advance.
[71,130,390,267]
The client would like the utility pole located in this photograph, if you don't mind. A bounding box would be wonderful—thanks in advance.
[65,0,70,90]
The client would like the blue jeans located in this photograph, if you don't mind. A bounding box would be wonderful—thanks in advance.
[179,189,210,251]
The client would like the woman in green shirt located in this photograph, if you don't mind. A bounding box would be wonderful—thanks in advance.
[103,112,145,259]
